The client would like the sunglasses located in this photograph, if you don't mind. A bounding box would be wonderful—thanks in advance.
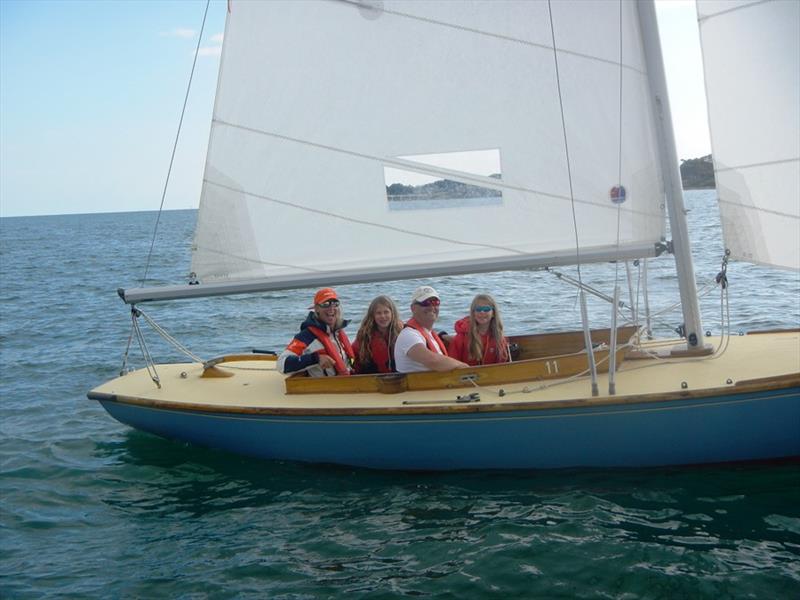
[474,305,493,313]
[317,299,340,308]
[415,298,440,307]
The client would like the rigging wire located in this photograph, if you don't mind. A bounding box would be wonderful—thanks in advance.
[120,311,137,376]
[608,0,626,394]
[137,309,206,364]
[132,309,161,388]
[642,258,653,339]
[546,0,598,396]
[140,0,212,286]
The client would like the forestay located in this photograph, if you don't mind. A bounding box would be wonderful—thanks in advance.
[697,0,800,271]
[190,0,668,290]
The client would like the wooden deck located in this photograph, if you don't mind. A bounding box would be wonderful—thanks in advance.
[89,330,800,415]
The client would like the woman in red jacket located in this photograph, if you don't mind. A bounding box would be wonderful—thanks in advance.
[450,294,510,366]
[352,295,404,374]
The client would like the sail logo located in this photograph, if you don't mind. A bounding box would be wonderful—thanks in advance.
[610,185,627,204]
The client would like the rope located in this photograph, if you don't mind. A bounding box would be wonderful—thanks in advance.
[607,0,626,395]
[641,258,653,339]
[547,0,598,395]
[708,251,733,359]
[119,315,136,376]
[140,0,211,285]
[136,309,206,363]
[625,261,639,331]
[613,0,625,288]
[131,310,161,388]
[546,266,720,339]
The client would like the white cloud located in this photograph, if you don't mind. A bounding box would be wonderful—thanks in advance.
[161,28,197,39]
[195,46,222,57]
[194,33,224,58]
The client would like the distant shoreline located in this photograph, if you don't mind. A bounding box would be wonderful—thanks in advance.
[2,156,718,218]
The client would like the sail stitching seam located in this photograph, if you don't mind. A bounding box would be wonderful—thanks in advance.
[192,243,326,273]
[697,0,773,23]
[204,180,528,255]
[336,0,647,75]
[715,156,799,172]
[211,119,662,220]
[716,199,799,219]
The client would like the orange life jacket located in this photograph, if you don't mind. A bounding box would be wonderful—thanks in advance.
[405,318,448,355]
[306,326,354,376]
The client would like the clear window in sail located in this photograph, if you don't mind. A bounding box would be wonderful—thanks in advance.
[385,149,503,211]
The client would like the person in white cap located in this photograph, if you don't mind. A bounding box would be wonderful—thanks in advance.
[393,285,469,373]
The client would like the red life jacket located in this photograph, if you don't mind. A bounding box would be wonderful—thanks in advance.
[405,318,448,355]
[451,316,509,366]
[353,331,395,374]
[306,326,354,376]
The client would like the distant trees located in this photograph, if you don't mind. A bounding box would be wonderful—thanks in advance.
[386,177,502,199]
[386,183,416,196]
[680,155,715,189]
[385,160,716,197]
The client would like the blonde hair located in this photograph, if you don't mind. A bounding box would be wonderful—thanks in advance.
[467,294,507,364]
[355,296,403,365]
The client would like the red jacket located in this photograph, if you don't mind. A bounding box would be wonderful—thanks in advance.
[449,316,508,366]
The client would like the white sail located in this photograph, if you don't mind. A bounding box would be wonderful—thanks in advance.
[189,0,668,287]
[697,0,800,271]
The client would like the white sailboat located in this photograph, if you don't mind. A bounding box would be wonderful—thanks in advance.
[88,0,799,470]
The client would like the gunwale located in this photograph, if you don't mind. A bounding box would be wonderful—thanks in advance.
[88,330,800,417]
[89,372,799,417]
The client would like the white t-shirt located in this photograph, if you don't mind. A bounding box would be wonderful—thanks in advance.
[394,326,443,373]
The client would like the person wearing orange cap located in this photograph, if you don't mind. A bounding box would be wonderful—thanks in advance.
[277,287,354,377]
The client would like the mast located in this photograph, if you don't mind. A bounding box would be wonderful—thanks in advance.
[637,0,704,351]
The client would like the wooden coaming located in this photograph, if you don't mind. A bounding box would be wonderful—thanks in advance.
[201,353,277,378]
[285,325,638,395]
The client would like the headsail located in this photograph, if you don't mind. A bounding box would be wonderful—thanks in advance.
[187,0,668,292]
[697,0,800,271]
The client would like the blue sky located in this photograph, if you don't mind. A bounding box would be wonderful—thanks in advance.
[0,0,709,217]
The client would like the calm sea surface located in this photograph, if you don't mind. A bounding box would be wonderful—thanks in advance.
[1,190,799,598]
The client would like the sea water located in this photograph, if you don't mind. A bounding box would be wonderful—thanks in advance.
[1,190,798,598]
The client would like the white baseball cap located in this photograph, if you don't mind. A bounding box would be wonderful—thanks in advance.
[410,285,439,304]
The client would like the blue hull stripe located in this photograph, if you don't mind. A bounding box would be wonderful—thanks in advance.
[99,387,800,470]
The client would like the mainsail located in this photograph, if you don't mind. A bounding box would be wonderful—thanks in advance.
[189,0,669,290]
[697,0,800,271]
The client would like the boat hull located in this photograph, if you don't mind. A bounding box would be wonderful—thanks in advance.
[89,331,800,470]
[96,385,800,470]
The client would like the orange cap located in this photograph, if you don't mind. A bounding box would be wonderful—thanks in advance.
[313,287,338,306]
